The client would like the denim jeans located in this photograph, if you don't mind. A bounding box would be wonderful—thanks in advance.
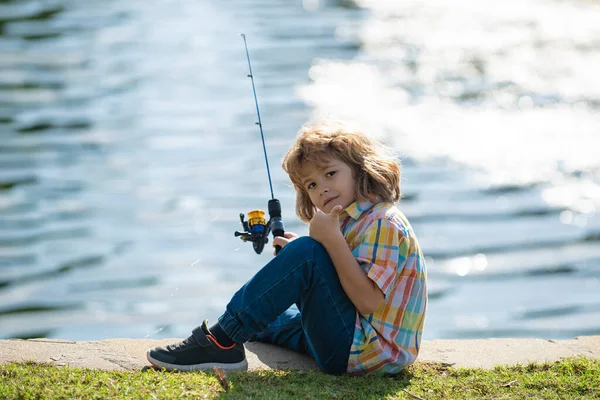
[218,236,357,374]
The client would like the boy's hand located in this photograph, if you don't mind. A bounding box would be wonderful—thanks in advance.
[272,232,299,255]
[309,205,344,246]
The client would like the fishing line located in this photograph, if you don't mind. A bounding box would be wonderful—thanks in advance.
[241,33,275,200]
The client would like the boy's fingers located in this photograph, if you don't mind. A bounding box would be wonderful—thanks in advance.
[330,205,343,217]
[272,236,289,247]
[283,232,297,239]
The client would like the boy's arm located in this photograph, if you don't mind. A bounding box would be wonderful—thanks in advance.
[322,233,384,315]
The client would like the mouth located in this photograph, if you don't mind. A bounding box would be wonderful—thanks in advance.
[323,196,338,207]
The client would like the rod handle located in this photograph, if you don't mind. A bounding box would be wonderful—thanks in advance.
[269,199,285,255]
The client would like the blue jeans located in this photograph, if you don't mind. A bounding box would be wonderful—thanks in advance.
[218,236,357,374]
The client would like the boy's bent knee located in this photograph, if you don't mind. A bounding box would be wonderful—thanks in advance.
[280,237,334,273]
[286,236,318,248]
[285,237,329,261]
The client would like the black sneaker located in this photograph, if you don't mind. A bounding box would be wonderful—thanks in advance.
[146,320,248,372]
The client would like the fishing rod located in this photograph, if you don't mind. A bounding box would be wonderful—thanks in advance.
[234,34,285,255]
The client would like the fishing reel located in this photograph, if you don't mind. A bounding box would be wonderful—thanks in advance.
[234,199,285,255]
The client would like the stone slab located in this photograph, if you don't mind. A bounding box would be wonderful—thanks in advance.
[417,336,600,369]
[1,336,598,372]
[0,338,317,371]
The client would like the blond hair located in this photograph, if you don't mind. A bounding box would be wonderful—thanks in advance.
[282,121,401,222]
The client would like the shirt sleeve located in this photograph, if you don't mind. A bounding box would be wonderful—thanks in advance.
[353,217,403,298]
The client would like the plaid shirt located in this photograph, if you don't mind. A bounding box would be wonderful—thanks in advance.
[340,201,427,375]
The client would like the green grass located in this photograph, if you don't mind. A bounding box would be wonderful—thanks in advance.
[1,357,599,399]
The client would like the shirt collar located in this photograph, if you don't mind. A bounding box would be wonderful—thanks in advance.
[342,200,376,220]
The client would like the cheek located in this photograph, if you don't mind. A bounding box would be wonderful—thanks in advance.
[349,179,359,196]
[346,176,357,190]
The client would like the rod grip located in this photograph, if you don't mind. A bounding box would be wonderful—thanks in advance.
[269,199,285,255]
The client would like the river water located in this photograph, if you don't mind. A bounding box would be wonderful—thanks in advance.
[1,0,599,341]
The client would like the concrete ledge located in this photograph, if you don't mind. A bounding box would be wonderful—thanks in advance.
[1,336,598,372]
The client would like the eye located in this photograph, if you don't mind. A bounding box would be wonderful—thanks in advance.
[326,171,336,178]
[307,182,316,190]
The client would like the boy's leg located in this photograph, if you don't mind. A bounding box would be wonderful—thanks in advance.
[250,305,313,357]
[148,237,356,374]
[219,236,357,373]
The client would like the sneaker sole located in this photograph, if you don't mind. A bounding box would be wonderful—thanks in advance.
[146,352,248,372]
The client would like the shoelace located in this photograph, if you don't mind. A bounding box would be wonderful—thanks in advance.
[165,336,194,351]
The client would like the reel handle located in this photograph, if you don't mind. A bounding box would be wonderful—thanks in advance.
[268,199,285,255]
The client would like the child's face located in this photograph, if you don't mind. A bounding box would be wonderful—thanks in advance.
[300,158,357,214]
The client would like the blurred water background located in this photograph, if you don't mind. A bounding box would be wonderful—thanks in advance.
[1,0,599,342]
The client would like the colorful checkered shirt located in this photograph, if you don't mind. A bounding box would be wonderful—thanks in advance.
[340,200,427,375]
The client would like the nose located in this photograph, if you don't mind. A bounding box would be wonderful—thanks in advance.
[320,187,329,196]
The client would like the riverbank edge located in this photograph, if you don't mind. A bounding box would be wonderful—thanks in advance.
[1,336,599,372]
